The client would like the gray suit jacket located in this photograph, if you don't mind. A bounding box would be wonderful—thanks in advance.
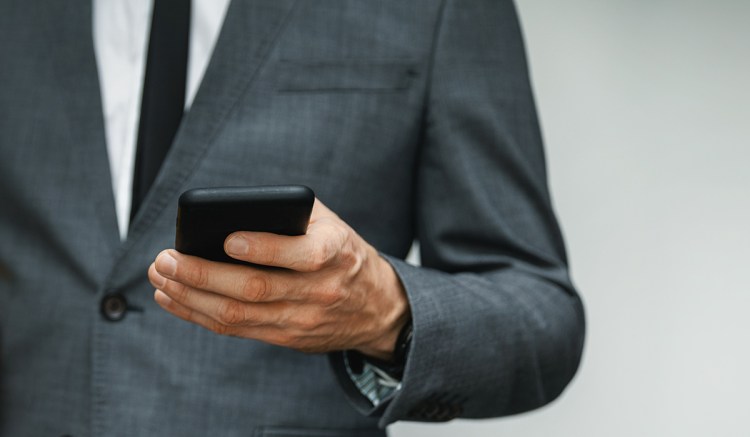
[0,1,585,436]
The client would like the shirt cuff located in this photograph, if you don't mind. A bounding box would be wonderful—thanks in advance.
[343,351,402,408]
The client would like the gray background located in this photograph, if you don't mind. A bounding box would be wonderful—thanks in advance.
[392,1,750,436]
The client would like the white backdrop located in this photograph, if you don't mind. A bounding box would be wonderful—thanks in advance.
[392,1,750,436]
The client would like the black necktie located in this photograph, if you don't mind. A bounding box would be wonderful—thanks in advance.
[131,0,191,220]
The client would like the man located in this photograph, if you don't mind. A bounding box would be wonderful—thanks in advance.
[0,0,585,436]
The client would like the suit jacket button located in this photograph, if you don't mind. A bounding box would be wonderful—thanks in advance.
[101,292,128,321]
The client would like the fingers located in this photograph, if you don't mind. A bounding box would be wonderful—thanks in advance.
[154,288,244,336]
[224,219,349,272]
[154,287,338,352]
[150,250,299,303]
[150,263,257,325]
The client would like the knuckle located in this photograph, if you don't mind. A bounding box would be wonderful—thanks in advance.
[245,237,281,267]
[263,246,282,267]
[208,321,232,336]
[270,331,295,348]
[217,300,247,326]
[338,247,359,271]
[338,229,363,270]
[241,274,271,302]
[187,263,210,289]
[297,314,322,331]
[309,242,333,272]
[167,281,190,302]
[336,225,350,246]
[318,286,343,308]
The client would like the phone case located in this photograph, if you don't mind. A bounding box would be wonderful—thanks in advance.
[175,185,315,264]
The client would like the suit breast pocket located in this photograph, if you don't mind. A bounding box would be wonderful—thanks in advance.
[275,60,419,93]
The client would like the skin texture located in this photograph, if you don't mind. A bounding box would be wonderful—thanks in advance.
[148,199,410,361]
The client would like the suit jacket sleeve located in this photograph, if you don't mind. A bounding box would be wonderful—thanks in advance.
[330,0,586,426]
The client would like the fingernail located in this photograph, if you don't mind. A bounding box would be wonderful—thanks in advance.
[156,252,177,277]
[226,236,249,256]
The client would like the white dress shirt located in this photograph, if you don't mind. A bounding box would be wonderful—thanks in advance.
[93,0,230,239]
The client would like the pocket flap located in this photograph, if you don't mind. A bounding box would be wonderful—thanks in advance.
[276,60,418,92]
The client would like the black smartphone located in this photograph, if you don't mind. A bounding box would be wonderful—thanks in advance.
[175,185,315,264]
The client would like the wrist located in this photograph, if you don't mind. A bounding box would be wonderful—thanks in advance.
[356,255,411,361]
[349,319,413,381]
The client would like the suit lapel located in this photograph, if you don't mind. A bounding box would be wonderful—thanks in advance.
[110,0,298,286]
[44,1,121,283]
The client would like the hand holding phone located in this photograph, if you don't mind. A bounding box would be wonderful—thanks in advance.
[154,189,409,360]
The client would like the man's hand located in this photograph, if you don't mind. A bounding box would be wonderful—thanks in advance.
[148,199,410,360]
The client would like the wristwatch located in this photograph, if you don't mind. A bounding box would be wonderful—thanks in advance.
[358,318,413,379]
